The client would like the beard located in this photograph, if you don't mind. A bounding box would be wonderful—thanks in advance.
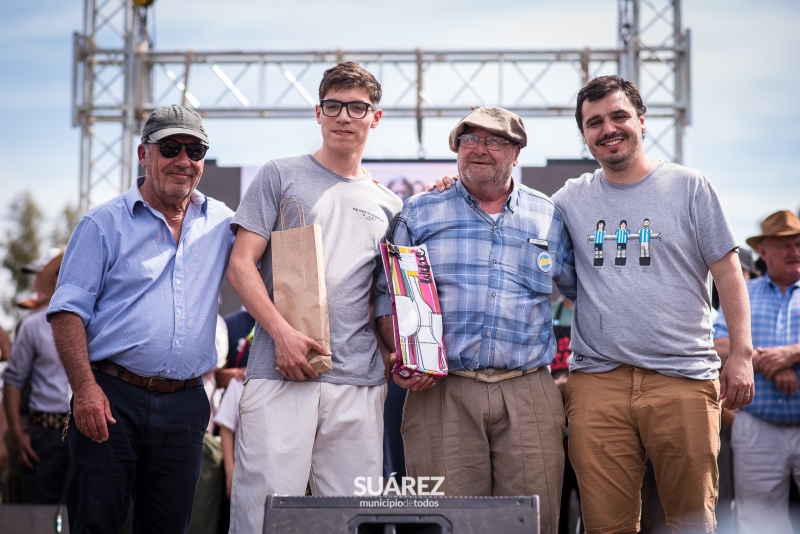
[458,156,512,187]
[589,131,640,173]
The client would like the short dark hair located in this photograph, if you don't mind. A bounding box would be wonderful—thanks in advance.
[575,75,646,134]
[318,62,382,104]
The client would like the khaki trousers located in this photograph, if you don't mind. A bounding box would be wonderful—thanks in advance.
[566,366,721,534]
[401,368,566,534]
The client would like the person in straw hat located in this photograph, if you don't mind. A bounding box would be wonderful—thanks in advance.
[714,209,800,532]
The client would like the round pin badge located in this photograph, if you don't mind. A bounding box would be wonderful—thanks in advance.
[537,251,553,273]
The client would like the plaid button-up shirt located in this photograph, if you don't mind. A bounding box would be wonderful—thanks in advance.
[714,274,800,425]
[382,179,576,371]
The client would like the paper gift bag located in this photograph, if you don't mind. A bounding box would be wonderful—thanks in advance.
[271,197,332,374]
[380,241,447,380]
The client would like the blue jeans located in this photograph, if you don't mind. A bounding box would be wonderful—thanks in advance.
[67,370,209,533]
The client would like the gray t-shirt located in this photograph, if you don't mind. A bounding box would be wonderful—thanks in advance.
[551,161,737,379]
[232,154,402,386]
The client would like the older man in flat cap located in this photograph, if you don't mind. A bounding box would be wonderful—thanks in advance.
[714,209,800,533]
[48,105,234,533]
[377,106,576,534]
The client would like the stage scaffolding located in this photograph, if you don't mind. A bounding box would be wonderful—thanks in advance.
[73,0,690,211]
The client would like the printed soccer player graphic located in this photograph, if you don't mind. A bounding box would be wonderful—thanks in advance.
[615,220,629,266]
[588,217,661,267]
[637,218,661,266]
[589,220,607,266]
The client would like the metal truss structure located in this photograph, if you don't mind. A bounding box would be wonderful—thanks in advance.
[73,0,690,211]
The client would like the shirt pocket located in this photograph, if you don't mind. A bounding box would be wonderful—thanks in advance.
[513,235,553,295]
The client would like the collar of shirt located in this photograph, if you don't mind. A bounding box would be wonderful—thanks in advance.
[124,176,208,218]
[763,273,800,295]
[454,177,520,214]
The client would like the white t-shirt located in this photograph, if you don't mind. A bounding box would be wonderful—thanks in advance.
[213,377,244,433]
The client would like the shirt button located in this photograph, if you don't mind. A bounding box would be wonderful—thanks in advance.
[492,259,497,264]
[176,280,182,285]
[492,292,496,297]
[175,340,180,346]
[487,331,492,337]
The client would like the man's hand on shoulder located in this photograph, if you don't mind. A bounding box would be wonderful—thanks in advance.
[72,380,116,443]
[426,176,458,193]
[273,323,328,381]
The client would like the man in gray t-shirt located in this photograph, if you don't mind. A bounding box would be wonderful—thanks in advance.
[553,75,754,534]
[226,62,402,533]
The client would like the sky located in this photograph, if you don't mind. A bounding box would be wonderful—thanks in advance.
[1,0,799,318]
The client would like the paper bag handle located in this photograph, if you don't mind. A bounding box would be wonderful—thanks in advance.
[386,214,414,245]
[279,197,306,230]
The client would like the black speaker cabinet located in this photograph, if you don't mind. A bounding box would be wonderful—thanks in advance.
[0,504,69,534]
[263,495,539,533]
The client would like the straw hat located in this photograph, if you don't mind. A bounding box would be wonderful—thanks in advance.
[746,210,800,249]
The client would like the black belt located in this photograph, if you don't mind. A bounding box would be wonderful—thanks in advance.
[93,360,202,393]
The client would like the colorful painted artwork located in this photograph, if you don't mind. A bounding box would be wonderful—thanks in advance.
[380,242,448,380]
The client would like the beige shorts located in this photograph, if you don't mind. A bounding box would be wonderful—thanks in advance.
[566,366,721,534]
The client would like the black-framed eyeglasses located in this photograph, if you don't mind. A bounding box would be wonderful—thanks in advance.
[146,139,209,161]
[320,99,377,119]
[458,134,512,151]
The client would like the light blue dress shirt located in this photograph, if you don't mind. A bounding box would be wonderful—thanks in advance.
[714,274,800,425]
[2,309,71,413]
[48,178,234,380]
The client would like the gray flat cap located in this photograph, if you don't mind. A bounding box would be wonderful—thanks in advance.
[449,106,527,152]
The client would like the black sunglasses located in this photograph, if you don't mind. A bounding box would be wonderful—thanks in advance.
[146,139,209,161]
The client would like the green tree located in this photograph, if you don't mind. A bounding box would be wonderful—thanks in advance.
[1,192,44,319]
[51,203,80,248]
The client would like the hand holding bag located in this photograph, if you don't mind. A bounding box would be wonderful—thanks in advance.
[271,197,332,374]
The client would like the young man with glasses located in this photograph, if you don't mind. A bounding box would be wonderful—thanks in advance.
[376,106,577,534]
[226,62,402,533]
[48,105,234,533]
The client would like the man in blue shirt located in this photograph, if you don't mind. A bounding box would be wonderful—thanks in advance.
[48,105,234,533]
[377,106,576,534]
[3,250,70,504]
[714,209,800,533]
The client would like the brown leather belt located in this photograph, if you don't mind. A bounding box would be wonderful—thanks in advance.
[93,360,202,393]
